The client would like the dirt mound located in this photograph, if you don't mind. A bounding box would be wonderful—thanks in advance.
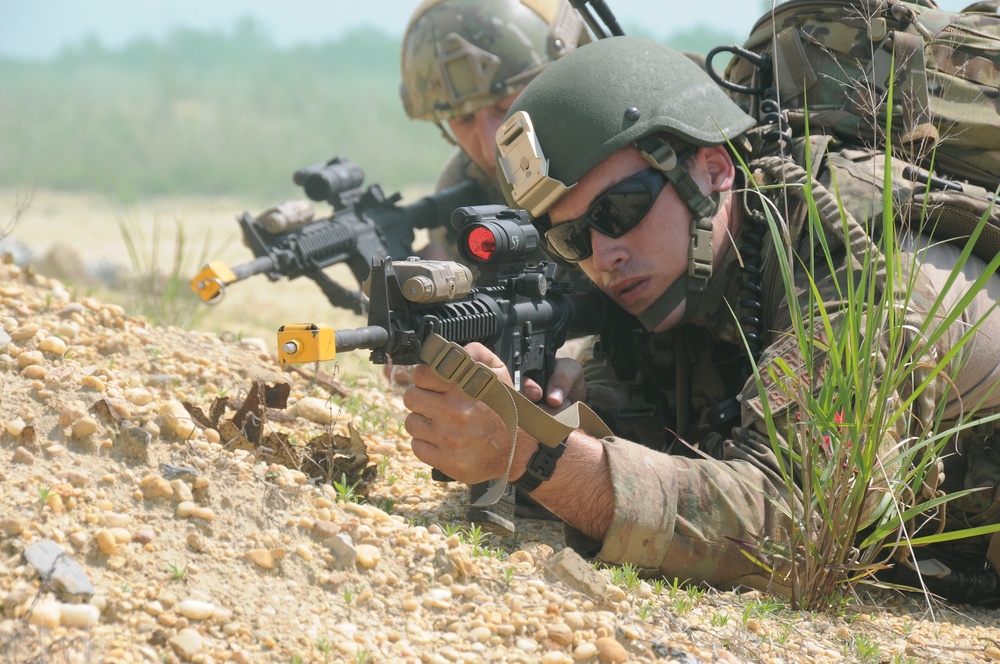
[1,259,998,663]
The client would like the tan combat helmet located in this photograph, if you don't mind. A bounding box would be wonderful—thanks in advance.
[399,0,589,125]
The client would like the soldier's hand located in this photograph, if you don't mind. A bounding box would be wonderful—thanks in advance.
[522,358,586,408]
[403,343,532,484]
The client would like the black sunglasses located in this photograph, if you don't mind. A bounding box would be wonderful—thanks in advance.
[542,166,669,263]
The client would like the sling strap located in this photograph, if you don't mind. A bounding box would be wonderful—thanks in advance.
[419,332,613,506]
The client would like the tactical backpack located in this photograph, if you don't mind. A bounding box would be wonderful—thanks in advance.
[707,0,1000,262]
[708,0,1000,192]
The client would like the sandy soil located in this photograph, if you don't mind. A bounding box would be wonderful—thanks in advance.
[2,189,1000,663]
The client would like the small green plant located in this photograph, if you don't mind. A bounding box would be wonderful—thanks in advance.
[413,470,429,482]
[333,473,360,503]
[316,638,332,663]
[354,647,372,664]
[739,595,787,625]
[377,456,390,476]
[604,562,641,591]
[374,497,396,514]
[441,522,463,538]
[672,594,697,616]
[730,80,1000,609]
[501,565,515,587]
[636,602,653,620]
[342,588,354,619]
[36,486,53,507]
[847,634,881,664]
[461,524,488,552]
[710,612,730,628]
[168,562,186,580]
[408,516,432,528]
[384,472,398,486]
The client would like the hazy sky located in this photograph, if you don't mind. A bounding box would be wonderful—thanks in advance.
[0,1,976,60]
[0,1,973,60]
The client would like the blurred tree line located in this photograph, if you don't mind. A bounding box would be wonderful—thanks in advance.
[0,17,742,204]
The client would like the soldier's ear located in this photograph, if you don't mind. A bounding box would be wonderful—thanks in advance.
[700,145,736,192]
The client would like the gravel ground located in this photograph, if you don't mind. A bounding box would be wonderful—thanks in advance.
[2,259,1000,664]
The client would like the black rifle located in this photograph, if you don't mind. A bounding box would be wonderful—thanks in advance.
[190,155,483,315]
[277,205,618,534]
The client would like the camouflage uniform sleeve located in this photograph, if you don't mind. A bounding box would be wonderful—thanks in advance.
[566,434,796,594]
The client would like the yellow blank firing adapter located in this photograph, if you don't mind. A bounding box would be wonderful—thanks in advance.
[277,324,337,364]
[190,261,238,303]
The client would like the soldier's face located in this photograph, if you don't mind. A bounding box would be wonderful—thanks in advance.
[547,146,691,327]
[448,91,520,178]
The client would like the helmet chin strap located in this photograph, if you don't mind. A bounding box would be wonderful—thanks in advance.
[636,274,689,330]
[634,136,725,331]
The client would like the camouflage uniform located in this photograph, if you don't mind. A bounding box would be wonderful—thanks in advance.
[571,139,1000,595]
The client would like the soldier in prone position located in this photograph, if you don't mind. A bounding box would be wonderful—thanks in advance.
[400,35,1000,605]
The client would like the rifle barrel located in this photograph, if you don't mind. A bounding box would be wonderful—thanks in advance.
[231,256,277,281]
[334,326,390,353]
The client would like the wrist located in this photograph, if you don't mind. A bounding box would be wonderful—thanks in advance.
[511,436,568,493]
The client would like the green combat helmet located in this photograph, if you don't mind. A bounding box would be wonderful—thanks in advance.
[400,0,589,126]
[495,35,756,331]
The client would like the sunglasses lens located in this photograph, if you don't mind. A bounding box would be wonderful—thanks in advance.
[543,167,667,263]
[589,178,657,236]
[545,222,591,263]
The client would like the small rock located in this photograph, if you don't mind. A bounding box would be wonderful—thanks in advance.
[60,602,100,628]
[10,323,40,341]
[545,547,608,600]
[245,549,279,570]
[169,627,204,662]
[115,424,152,462]
[0,518,26,536]
[94,529,117,555]
[39,336,67,355]
[23,540,95,598]
[293,396,335,424]
[26,597,61,628]
[11,447,35,464]
[72,416,99,439]
[595,636,628,662]
[141,477,173,500]
[324,534,357,570]
[356,544,381,569]
[177,599,215,621]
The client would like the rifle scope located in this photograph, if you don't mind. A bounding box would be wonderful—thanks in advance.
[293,156,365,205]
[453,206,540,268]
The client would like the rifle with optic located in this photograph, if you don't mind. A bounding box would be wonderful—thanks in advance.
[276,205,620,535]
[190,155,483,315]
